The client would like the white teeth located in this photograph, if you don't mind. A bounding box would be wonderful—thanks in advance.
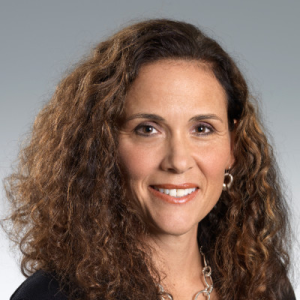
[169,189,176,197]
[176,189,185,197]
[153,187,196,198]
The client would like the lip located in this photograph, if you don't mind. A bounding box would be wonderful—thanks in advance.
[149,184,199,204]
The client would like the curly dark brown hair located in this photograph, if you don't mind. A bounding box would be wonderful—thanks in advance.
[3,19,292,300]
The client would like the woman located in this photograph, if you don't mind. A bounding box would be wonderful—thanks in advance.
[4,19,295,300]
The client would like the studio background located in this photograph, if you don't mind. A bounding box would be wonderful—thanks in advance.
[1,0,299,298]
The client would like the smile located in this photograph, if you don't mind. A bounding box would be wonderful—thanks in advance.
[149,184,199,204]
[152,186,197,198]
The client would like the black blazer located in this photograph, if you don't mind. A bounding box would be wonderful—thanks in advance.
[11,270,297,300]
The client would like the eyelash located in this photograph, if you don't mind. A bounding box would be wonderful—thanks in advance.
[134,122,215,137]
[134,124,159,136]
[192,123,214,136]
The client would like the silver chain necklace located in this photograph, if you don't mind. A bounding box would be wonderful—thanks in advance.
[158,247,214,300]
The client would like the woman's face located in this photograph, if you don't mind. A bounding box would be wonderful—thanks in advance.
[118,60,234,237]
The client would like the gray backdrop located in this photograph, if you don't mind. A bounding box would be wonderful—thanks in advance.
[1,0,299,298]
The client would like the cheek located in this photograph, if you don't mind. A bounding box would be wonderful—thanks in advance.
[118,141,159,215]
[118,141,158,182]
[198,143,231,186]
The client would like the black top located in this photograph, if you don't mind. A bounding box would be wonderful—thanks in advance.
[10,271,67,300]
[11,270,297,300]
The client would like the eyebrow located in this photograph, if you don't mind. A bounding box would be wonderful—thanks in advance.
[125,113,223,123]
[125,113,165,122]
[189,114,223,123]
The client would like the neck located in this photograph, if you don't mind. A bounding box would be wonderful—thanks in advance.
[145,227,203,293]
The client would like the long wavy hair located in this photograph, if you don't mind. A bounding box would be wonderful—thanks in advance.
[3,19,292,300]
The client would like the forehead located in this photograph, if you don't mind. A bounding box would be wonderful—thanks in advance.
[125,59,227,115]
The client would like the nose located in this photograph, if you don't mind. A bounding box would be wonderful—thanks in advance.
[160,134,195,174]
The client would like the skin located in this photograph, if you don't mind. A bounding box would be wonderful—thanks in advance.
[118,59,234,299]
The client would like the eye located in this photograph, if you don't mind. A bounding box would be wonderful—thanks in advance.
[134,124,159,136]
[192,123,214,135]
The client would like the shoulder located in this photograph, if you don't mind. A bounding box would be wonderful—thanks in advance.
[280,276,297,300]
[284,284,297,300]
[10,270,68,300]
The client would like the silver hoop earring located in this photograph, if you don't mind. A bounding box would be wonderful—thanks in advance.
[223,171,233,191]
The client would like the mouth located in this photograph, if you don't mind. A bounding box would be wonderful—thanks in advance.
[152,186,197,198]
[149,184,199,204]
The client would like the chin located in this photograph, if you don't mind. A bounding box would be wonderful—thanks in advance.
[147,217,200,237]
